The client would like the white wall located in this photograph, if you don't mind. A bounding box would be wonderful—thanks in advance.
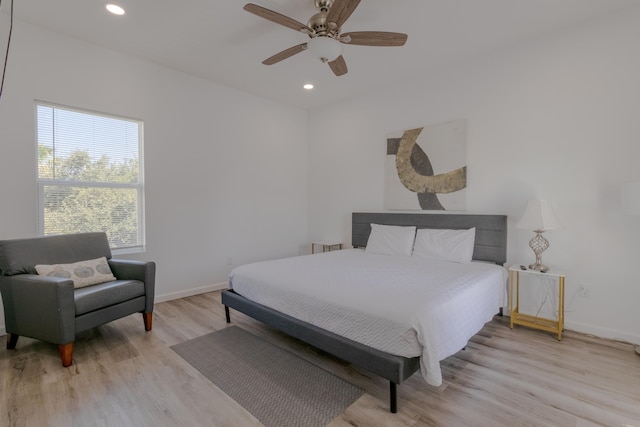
[0,22,309,332]
[307,7,640,344]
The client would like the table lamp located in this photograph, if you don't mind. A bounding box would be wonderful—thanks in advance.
[621,181,640,357]
[516,200,562,273]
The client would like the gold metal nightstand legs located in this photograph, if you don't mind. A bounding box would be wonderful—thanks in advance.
[509,268,565,340]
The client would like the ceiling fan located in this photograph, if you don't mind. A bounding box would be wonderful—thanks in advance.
[244,0,408,76]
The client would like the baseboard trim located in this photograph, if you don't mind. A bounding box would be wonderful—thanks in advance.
[563,319,640,347]
[154,282,229,303]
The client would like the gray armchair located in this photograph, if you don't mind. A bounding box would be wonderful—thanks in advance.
[0,232,155,367]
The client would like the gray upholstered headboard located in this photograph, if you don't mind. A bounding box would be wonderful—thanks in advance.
[352,212,507,265]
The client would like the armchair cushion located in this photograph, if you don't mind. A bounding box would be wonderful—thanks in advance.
[35,256,116,288]
[74,279,145,315]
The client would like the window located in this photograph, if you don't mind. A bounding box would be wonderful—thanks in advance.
[36,102,145,253]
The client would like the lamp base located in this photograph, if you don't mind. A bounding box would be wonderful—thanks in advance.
[528,230,550,273]
[528,262,549,273]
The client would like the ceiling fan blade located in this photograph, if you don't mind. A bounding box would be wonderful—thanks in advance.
[326,0,361,29]
[341,31,408,47]
[244,3,311,34]
[262,43,308,65]
[328,55,348,76]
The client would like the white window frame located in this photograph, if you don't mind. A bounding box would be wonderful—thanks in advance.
[35,101,145,254]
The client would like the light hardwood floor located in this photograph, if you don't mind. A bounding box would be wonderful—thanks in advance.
[1,290,639,426]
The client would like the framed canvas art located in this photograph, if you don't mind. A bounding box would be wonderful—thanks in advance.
[384,119,467,210]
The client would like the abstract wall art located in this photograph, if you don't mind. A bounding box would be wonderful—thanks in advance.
[384,119,467,210]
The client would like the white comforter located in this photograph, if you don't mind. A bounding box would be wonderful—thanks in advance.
[229,249,506,386]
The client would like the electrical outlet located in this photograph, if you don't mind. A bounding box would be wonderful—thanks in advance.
[578,285,590,298]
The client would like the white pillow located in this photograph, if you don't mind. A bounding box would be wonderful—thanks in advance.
[412,228,476,263]
[35,256,116,288]
[365,224,416,256]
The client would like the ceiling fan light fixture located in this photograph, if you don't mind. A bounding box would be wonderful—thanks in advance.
[307,36,342,63]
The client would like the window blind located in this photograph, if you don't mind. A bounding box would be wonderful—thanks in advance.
[36,102,145,252]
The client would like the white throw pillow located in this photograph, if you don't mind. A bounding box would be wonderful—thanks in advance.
[412,228,476,263]
[35,256,116,288]
[365,224,416,256]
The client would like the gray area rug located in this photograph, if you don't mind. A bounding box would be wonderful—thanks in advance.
[171,326,364,427]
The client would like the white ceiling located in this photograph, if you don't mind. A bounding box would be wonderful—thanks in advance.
[7,0,640,109]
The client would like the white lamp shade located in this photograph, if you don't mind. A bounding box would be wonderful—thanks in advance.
[621,181,640,215]
[516,199,562,231]
[307,36,343,62]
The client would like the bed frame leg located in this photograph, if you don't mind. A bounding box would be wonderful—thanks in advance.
[390,382,398,413]
[499,307,504,317]
[225,306,231,323]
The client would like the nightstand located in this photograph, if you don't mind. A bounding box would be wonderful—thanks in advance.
[509,265,565,340]
[311,241,343,254]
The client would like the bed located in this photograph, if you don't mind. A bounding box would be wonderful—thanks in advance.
[222,212,507,413]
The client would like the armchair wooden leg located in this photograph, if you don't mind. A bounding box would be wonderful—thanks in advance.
[143,312,153,331]
[59,343,73,367]
[7,333,19,349]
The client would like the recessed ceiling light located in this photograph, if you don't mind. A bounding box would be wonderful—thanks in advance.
[106,4,125,15]
[303,84,314,90]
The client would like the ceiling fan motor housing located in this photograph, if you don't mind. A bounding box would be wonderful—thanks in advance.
[308,12,338,37]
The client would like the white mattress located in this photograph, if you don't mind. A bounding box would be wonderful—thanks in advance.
[229,249,506,386]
